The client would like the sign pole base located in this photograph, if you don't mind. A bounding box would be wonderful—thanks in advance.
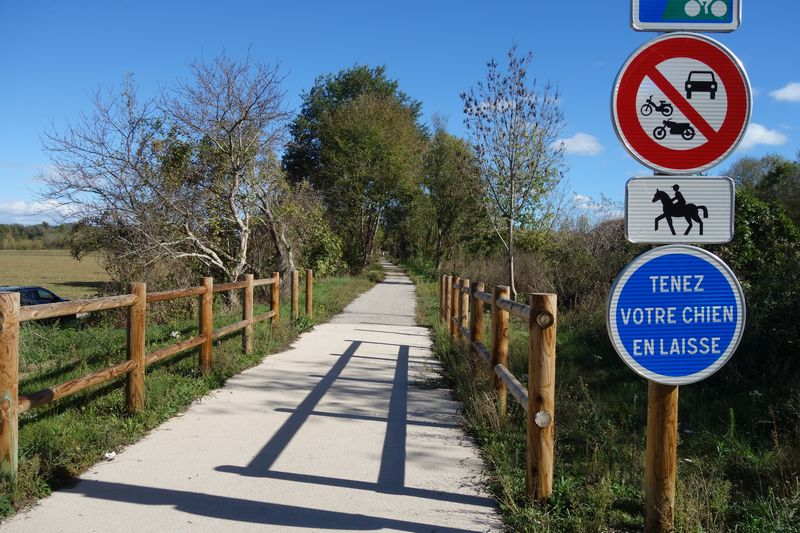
[645,381,678,533]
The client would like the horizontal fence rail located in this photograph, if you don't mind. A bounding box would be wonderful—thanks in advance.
[440,273,557,502]
[0,269,315,481]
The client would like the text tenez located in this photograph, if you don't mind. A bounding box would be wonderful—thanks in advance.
[607,245,745,385]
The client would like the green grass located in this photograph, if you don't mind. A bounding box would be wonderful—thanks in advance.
[0,250,109,300]
[408,269,800,533]
[0,273,374,518]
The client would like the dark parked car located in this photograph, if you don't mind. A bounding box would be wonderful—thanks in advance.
[0,286,67,306]
[0,286,87,321]
[685,71,717,100]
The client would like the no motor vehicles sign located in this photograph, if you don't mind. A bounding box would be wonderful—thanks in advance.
[607,245,745,385]
[612,33,751,175]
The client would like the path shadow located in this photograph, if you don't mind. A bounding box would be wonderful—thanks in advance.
[63,479,480,532]
[217,340,494,509]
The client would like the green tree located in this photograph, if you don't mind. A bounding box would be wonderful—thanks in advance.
[421,125,483,269]
[727,153,800,224]
[283,65,421,185]
[460,46,566,298]
[317,93,425,269]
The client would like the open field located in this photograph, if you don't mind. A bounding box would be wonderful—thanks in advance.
[0,250,108,300]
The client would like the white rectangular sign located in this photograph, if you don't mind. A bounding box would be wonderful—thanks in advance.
[625,176,734,244]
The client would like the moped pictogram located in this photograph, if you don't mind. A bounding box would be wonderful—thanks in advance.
[640,95,674,117]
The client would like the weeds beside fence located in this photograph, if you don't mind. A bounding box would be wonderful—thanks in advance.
[441,273,557,502]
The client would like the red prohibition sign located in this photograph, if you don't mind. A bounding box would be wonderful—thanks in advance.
[613,33,751,174]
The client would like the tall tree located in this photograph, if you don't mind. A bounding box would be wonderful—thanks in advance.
[43,55,292,283]
[460,46,565,297]
[317,93,424,268]
[727,153,800,224]
[422,125,483,269]
[283,65,421,185]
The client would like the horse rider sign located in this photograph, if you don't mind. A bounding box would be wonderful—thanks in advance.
[625,176,734,244]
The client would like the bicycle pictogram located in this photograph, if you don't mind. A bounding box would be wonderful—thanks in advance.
[683,0,728,18]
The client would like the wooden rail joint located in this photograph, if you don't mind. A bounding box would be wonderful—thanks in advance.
[535,311,555,329]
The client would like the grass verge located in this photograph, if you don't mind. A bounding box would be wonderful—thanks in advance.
[0,273,374,518]
[408,266,800,533]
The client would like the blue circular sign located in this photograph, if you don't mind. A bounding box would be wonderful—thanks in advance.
[607,245,745,385]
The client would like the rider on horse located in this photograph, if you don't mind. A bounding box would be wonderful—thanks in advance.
[671,184,686,208]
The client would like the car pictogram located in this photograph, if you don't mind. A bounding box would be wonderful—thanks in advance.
[685,70,718,100]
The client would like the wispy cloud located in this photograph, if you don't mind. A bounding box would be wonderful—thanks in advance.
[770,82,800,102]
[737,123,788,151]
[0,200,77,222]
[573,193,623,219]
[552,133,603,156]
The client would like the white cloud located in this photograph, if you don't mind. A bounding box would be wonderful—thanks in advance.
[0,200,77,221]
[552,133,604,156]
[737,123,788,151]
[770,82,800,102]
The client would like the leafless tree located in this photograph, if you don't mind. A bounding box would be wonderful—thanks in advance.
[461,46,565,298]
[43,55,291,283]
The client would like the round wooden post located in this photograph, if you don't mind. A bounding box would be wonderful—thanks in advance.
[243,274,254,354]
[306,270,313,319]
[200,277,213,374]
[527,293,557,501]
[271,272,280,323]
[460,278,470,339]
[439,275,445,323]
[291,270,300,321]
[492,286,510,417]
[450,277,461,338]
[470,281,485,353]
[646,382,679,533]
[126,283,147,413]
[443,275,452,330]
[0,292,20,482]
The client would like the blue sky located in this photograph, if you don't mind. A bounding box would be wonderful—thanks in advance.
[1,0,798,223]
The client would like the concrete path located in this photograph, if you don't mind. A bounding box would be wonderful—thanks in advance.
[4,262,501,532]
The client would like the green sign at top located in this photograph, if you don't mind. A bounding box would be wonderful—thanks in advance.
[632,0,741,32]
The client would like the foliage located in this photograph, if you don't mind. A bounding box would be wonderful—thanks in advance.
[460,45,565,297]
[283,65,421,185]
[727,152,800,225]
[0,223,74,251]
[317,93,425,269]
[709,189,800,387]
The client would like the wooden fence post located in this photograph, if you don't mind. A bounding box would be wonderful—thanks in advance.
[492,286,510,417]
[470,281,484,353]
[443,275,452,329]
[306,270,313,319]
[460,278,470,338]
[271,272,280,322]
[450,277,460,338]
[126,282,146,413]
[200,277,213,374]
[243,274,254,354]
[0,292,20,482]
[291,270,299,321]
[645,382,679,533]
[527,293,557,501]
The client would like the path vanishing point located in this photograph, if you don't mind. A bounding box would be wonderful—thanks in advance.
[3,262,501,533]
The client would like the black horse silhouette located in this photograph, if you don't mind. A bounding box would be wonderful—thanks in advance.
[652,189,709,236]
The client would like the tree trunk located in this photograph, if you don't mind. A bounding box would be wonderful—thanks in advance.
[508,217,517,299]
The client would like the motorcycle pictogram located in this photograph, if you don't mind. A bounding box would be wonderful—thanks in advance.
[653,120,696,141]
[640,95,674,117]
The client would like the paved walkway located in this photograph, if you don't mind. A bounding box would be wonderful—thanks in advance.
[4,263,501,532]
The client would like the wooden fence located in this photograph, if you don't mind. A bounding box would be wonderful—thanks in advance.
[440,274,557,502]
[0,270,314,481]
